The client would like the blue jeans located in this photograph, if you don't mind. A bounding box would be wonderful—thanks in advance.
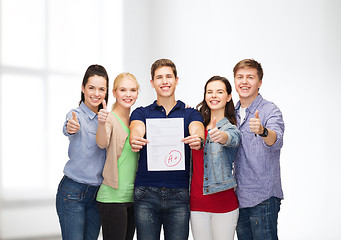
[56,175,101,240]
[236,197,281,240]
[134,186,190,240]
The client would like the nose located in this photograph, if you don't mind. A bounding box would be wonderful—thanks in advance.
[161,76,168,84]
[241,77,247,84]
[94,89,100,95]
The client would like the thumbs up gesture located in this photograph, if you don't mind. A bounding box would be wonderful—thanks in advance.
[209,118,228,144]
[98,100,109,125]
[249,110,263,135]
[66,111,80,134]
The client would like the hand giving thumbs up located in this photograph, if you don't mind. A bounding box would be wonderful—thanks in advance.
[98,100,109,125]
[67,111,80,134]
[209,117,228,144]
[249,110,264,135]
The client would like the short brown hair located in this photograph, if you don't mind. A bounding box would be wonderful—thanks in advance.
[151,59,177,80]
[233,59,263,81]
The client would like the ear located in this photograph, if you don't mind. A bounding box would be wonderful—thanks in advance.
[81,84,85,93]
[257,80,263,90]
[150,79,155,89]
[227,94,232,103]
[175,77,179,86]
[112,89,116,98]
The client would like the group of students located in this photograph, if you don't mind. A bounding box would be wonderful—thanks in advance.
[55,58,285,240]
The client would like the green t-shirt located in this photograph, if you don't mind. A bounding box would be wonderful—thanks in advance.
[96,113,138,203]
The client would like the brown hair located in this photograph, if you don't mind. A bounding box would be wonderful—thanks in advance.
[150,59,177,80]
[80,64,109,111]
[197,76,237,127]
[233,59,263,81]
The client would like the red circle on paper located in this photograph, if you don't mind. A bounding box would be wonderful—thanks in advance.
[164,150,182,167]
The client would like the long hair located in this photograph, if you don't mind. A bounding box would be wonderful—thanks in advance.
[197,76,237,127]
[79,64,109,111]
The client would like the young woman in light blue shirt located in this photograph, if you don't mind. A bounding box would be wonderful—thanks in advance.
[56,64,109,240]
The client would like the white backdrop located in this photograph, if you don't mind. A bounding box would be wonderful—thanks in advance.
[122,1,341,239]
[0,0,340,239]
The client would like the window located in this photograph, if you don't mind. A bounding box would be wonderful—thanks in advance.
[0,0,123,199]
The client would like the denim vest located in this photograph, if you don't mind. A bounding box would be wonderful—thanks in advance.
[203,117,241,195]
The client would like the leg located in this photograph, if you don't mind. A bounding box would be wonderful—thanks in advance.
[249,197,281,240]
[236,208,253,240]
[56,176,87,240]
[85,196,101,240]
[134,186,162,240]
[211,209,239,240]
[237,197,281,240]
[162,188,190,240]
[126,203,136,240]
[97,202,130,240]
[190,211,212,240]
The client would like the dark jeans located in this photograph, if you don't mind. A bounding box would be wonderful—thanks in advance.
[134,186,190,240]
[97,202,135,240]
[56,175,101,240]
[236,197,281,240]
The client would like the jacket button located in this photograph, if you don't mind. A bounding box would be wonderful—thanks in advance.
[205,178,208,181]
[205,165,207,168]
[206,189,209,193]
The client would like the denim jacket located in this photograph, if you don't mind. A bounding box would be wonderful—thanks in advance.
[203,117,241,195]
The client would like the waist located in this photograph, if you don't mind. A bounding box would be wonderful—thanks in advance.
[59,175,100,193]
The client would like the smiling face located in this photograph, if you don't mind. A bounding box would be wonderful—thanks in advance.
[234,67,262,107]
[82,75,107,113]
[150,66,178,99]
[113,76,139,109]
[205,80,232,112]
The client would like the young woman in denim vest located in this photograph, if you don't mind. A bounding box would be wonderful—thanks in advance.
[95,73,139,240]
[56,65,109,240]
[190,76,241,240]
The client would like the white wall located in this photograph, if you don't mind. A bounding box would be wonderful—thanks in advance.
[123,0,341,239]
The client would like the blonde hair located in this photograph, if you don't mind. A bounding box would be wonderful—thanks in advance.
[112,72,140,110]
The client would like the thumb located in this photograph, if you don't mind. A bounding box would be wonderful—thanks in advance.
[72,112,78,122]
[255,110,260,119]
[102,100,107,110]
[211,117,217,129]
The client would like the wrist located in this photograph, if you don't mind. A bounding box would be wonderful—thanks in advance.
[258,126,268,137]
[199,137,204,150]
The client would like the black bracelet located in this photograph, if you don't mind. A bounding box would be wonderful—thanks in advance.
[258,127,268,137]
[199,137,204,150]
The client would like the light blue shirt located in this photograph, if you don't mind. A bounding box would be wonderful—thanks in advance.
[235,94,285,208]
[62,102,106,186]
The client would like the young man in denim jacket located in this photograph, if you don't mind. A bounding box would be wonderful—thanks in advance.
[233,59,285,240]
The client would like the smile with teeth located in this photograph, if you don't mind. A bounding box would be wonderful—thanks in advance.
[91,97,101,102]
[161,86,171,90]
[210,100,220,105]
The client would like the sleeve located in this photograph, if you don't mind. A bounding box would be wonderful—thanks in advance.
[263,103,285,151]
[130,107,146,124]
[187,108,204,123]
[223,124,241,148]
[96,114,113,149]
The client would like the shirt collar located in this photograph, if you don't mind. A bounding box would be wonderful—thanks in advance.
[150,100,185,111]
[80,101,97,120]
[236,94,263,114]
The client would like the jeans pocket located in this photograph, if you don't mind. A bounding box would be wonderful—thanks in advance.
[176,189,189,203]
[58,185,83,202]
[134,186,147,201]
